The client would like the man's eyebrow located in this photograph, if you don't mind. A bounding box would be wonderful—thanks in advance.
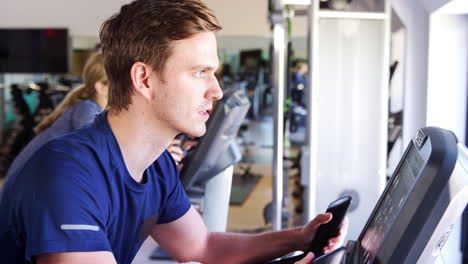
[190,64,219,71]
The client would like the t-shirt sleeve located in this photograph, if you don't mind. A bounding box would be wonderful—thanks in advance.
[157,152,191,224]
[20,145,112,260]
[70,101,101,131]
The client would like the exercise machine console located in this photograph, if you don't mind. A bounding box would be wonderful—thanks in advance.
[266,126,468,263]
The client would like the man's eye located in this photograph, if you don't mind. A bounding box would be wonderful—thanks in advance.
[195,71,206,78]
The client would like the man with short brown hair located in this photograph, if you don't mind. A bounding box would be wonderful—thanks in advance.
[100,0,222,114]
[0,1,347,263]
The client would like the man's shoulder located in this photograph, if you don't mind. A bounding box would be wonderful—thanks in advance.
[10,134,108,193]
[46,127,105,153]
[36,125,111,170]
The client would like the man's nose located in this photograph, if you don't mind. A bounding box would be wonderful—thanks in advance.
[210,78,223,100]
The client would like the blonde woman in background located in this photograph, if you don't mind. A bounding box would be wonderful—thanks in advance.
[5,52,109,179]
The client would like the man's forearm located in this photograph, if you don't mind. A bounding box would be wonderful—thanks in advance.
[198,228,307,264]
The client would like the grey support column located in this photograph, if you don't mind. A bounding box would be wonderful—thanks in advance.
[202,166,234,232]
[303,0,320,223]
[270,0,287,231]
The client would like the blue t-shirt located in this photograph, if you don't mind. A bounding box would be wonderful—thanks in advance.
[6,99,103,179]
[0,111,191,264]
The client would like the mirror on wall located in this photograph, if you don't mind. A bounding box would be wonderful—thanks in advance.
[386,8,406,178]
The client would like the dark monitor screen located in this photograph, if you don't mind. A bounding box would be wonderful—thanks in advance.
[0,28,69,73]
[239,49,262,72]
[179,88,250,192]
[360,143,424,263]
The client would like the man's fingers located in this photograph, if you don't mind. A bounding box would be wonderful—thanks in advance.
[172,154,183,162]
[295,252,314,264]
[302,213,335,252]
[324,216,349,252]
[311,213,332,229]
[168,146,184,163]
[183,140,198,150]
[334,216,349,245]
[168,146,184,156]
[323,244,336,253]
[171,139,182,145]
[340,217,349,237]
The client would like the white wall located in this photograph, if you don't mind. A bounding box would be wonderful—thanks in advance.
[437,0,468,14]
[391,0,430,146]
[0,0,276,38]
[204,0,271,37]
[1,0,126,37]
[426,14,468,141]
[420,0,462,13]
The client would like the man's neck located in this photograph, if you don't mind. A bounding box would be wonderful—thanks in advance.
[107,108,175,183]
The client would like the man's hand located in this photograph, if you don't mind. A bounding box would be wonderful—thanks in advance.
[300,213,349,255]
[168,138,198,165]
[323,215,348,253]
[295,252,315,264]
[168,139,184,164]
[181,138,198,151]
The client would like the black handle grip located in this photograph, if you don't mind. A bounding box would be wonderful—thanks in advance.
[310,196,351,258]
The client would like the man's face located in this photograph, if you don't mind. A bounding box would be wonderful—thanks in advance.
[150,31,222,137]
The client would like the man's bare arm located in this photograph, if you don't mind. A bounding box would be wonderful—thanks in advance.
[35,251,117,264]
[151,206,346,264]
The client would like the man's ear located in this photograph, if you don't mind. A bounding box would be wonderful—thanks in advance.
[130,62,153,99]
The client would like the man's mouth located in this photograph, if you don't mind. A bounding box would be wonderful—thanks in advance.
[199,110,210,119]
[199,105,212,116]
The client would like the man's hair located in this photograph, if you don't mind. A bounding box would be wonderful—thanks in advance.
[100,0,222,112]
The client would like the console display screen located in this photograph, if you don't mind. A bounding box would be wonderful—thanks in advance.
[360,143,424,263]
[0,29,69,73]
